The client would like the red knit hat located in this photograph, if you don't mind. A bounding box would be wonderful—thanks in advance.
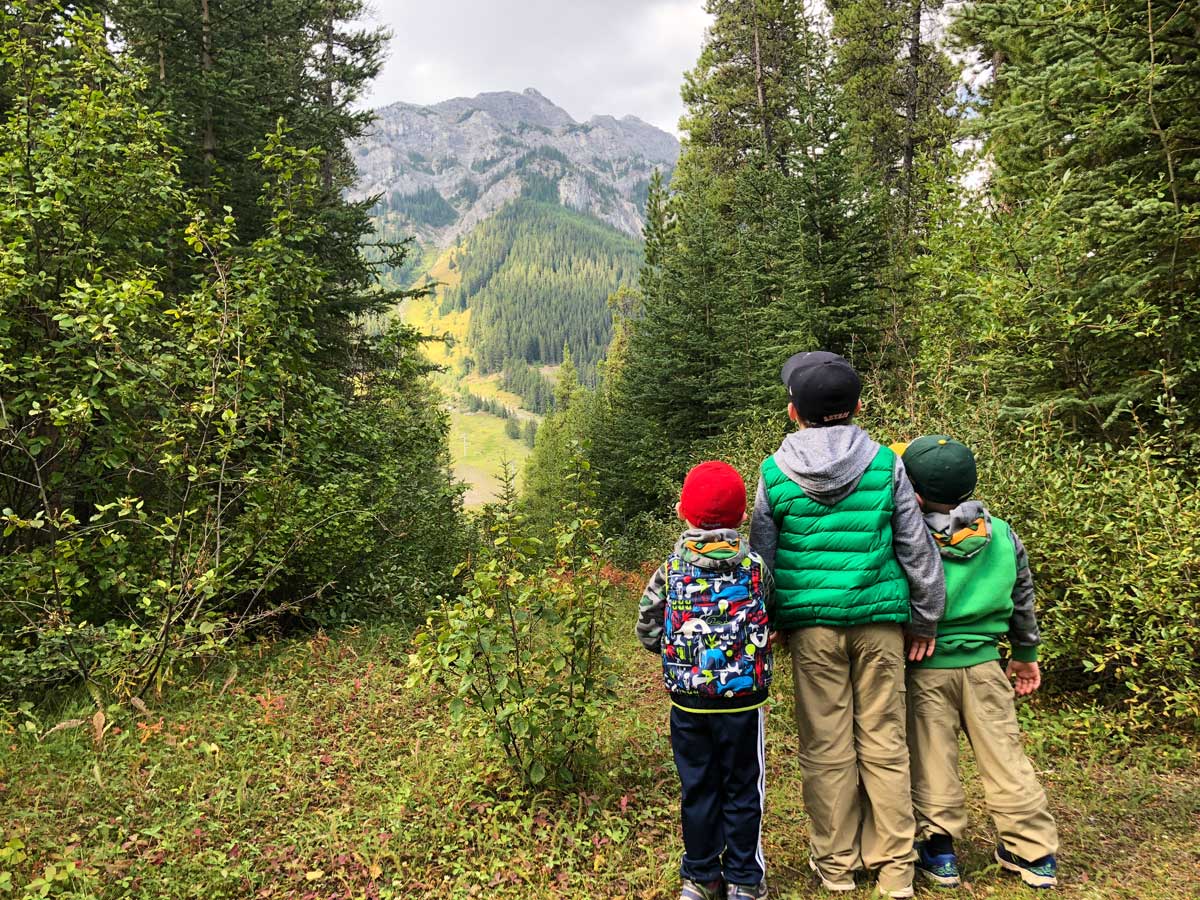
[679,461,747,529]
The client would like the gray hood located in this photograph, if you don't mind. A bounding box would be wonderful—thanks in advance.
[923,500,993,561]
[773,425,881,506]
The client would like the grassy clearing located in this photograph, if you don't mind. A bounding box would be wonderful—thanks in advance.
[399,245,470,371]
[394,246,536,505]
[459,374,536,422]
[449,410,531,507]
[7,582,1194,900]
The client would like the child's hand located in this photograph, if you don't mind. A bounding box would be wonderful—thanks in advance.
[1007,659,1041,696]
[905,633,936,662]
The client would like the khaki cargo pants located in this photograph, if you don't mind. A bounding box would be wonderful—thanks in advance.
[906,662,1059,861]
[789,624,916,893]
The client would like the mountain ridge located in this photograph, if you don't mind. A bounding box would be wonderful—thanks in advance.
[353,88,678,246]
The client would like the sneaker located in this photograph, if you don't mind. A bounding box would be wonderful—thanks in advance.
[995,844,1058,889]
[915,839,961,888]
[809,857,856,893]
[875,885,914,899]
[726,882,768,900]
[681,879,724,900]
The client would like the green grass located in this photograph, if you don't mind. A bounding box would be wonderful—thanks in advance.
[459,374,535,422]
[392,245,537,507]
[4,583,1197,899]
[449,409,531,507]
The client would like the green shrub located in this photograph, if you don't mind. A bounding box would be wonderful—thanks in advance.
[861,378,1200,732]
[412,469,618,788]
[0,10,462,704]
[983,429,1199,729]
[686,379,1200,732]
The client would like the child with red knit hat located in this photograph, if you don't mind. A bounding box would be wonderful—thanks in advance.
[637,461,775,900]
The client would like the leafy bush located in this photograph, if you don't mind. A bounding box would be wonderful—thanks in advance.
[981,428,1199,729]
[859,376,1200,732]
[652,378,1200,733]
[0,8,462,704]
[412,469,618,788]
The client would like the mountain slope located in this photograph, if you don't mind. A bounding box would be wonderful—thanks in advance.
[353,88,678,245]
[438,199,642,375]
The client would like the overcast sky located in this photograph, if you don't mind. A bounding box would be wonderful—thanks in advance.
[361,1,712,134]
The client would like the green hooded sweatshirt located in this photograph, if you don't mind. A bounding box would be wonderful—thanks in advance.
[913,500,1042,669]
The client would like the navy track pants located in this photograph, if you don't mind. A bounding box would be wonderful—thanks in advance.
[670,704,767,886]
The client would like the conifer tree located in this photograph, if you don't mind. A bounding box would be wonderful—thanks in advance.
[828,0,958,234]
[822,0,960,370]
[936,0,1200,434]
[105,0,395,365]
[680,0,820,177]
[587,0,894,527]
[553,345,580,412]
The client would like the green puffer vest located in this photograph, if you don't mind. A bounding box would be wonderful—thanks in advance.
[762,445,910,630]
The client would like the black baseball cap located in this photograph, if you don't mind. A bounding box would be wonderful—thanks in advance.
[780,351,862,427]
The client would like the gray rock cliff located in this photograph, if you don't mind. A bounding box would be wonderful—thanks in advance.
[351,88,679,246]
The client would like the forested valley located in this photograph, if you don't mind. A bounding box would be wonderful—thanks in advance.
[2,1,1198,898]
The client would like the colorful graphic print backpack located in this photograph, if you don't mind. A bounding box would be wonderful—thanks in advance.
[662,550,773,698]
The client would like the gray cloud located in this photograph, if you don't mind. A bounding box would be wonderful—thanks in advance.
[362,0,711,134]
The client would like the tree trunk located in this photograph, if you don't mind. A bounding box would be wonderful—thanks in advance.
[750,3,775,166]
[902,0,922,225]
[320,3,336,193]
[200,0,215,169]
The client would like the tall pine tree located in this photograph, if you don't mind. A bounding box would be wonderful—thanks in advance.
[936,0,1200,435]
[586,2,894,529]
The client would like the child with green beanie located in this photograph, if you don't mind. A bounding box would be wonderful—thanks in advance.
[899,436,1059,890]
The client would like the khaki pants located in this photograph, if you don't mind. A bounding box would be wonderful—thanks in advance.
[789,625,916,892]
[907,662,1059,862]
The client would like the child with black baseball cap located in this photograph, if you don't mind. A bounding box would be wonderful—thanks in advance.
[637,461,776,900]
[748,351,945,898]
[898,436,1059,889]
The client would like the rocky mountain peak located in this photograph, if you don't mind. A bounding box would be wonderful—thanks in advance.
[352,88,679,247]
[430,88,577,130]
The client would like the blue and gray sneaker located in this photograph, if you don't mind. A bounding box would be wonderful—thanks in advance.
[915,839,961,888]
[726,882,768,900]
[995,844,1058,889]
[681,879,724,900]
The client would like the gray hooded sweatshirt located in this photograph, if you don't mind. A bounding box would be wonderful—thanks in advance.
[749,425,946,637]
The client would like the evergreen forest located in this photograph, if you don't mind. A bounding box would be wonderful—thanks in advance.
[2,1,1199,898]
[526,0,1200,730]
[442,199,643,379]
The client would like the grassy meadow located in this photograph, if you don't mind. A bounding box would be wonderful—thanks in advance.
[3,575,1197,900]
[449,409,531,506]
[392,244,537,506]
